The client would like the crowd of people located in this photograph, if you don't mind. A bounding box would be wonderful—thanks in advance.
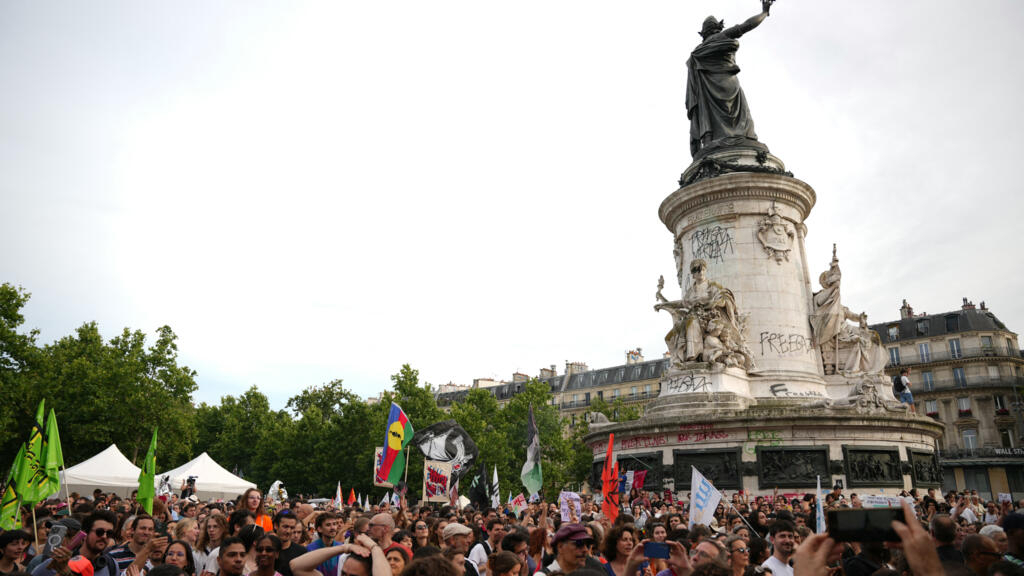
[3,484,1024,576]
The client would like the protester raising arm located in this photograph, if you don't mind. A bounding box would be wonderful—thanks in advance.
[290,534,388,576]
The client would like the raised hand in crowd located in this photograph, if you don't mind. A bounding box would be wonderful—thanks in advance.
[890,499,943,576]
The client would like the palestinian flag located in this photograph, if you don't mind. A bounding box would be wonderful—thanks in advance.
[376,403,413,485]
[520,405,542,496]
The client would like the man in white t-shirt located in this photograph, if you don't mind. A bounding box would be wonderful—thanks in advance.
[761,520,796,576]
[467,518,506,572]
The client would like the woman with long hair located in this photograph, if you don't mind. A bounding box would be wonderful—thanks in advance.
[428,518,449,548]
[526,525,550,575]
[164,540,198,576]
[247,534,281,576]
[241,489,274,533]
[196,515,227,569]
[411,519,430,551]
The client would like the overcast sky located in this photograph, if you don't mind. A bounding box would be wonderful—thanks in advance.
[3,1,1022,410]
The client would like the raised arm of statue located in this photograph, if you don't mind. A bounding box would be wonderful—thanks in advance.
[725,1,771,38]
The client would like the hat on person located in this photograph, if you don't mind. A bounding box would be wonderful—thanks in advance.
[552,523,594,547]
[67,557,94,576]
[371,512,395,529]
[441,523,473,541]
[55,517,83,534]
[1003,513,1024,533]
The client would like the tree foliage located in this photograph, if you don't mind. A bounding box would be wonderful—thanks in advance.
[0,284,597,500]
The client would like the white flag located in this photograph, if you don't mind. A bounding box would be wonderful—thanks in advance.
[380,491,390,506]
[333,482,342,509]
[624,470,635,493]
[491,466,500,509]
[689,466,723,529]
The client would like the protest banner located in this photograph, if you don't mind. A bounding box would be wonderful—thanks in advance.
[559,491,582,522]
[510,493,528,517]
[373,447,394,488]
[423,460,452,503]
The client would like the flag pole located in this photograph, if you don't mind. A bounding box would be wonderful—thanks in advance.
[403,445,410,484]
[62,464,71,508]
[31,505,39,552]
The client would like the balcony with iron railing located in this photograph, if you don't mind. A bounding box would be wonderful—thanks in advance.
[887,344,1021,367]
[940,446,1024,460]
[915,376,1024,393]
[558,390,658,410]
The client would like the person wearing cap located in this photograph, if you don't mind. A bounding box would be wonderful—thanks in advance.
[535,524,593,576]
[440,524,477,576]
[25,517,82,574]
[33,511,120,576]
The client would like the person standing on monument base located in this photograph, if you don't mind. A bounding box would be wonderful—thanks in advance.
[900,368,915,412]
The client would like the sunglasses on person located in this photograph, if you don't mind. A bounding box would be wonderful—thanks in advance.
[93,529,116,538]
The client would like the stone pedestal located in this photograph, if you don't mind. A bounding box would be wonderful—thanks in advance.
[659,166,825,400]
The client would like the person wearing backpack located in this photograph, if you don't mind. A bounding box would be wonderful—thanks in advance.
[892,368,915,412]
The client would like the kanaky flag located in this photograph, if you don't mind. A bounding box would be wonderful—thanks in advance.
[601,434,619,523]
[347,488,356,506]
[376,403,413,485]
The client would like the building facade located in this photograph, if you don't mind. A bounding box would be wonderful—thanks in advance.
[870,299,1024,499]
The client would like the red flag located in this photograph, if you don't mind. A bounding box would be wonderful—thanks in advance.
[347,488,356,506]
[633,470,648,491]
[601,434,619,523]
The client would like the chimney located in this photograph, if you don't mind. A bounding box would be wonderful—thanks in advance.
[900,299,914,319]
[980,301,987,311]
[962,297,976,310]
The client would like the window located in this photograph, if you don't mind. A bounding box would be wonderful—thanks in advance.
[989,365,1001,381]
[585,392,591,404]
[888,325,899,341]
[644,384,651,396]
[917,319,930,335]
[889,347,901,365]
[946,315,960,332]
[1008,338,1016,357]
[597,391,604,400]
[922,371,934,391]
[572,393,578,403]
[925,400,938,414]
[982,336,994,354]
[962,429,978,451]
[949,338,963,359]
[612,388,619,399]
[630,386,637,398]
[918,342,931,363]
[953,367,967,387]
[996,395,1007,410]
[958,397,971,411]
[1001,429,1014,448]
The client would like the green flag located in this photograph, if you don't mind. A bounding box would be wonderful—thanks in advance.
[137,428,158,515]
[520,404,543,496]
[16,400,47,504]
[43,409,64,498]
[1,444,26,530]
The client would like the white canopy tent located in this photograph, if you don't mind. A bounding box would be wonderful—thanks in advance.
[157,452,256,500]
[57,444,142,497]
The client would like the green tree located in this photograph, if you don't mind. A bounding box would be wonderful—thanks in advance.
[0,284,41,470]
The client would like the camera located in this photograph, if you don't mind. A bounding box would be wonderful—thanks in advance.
[187,476,197,486]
